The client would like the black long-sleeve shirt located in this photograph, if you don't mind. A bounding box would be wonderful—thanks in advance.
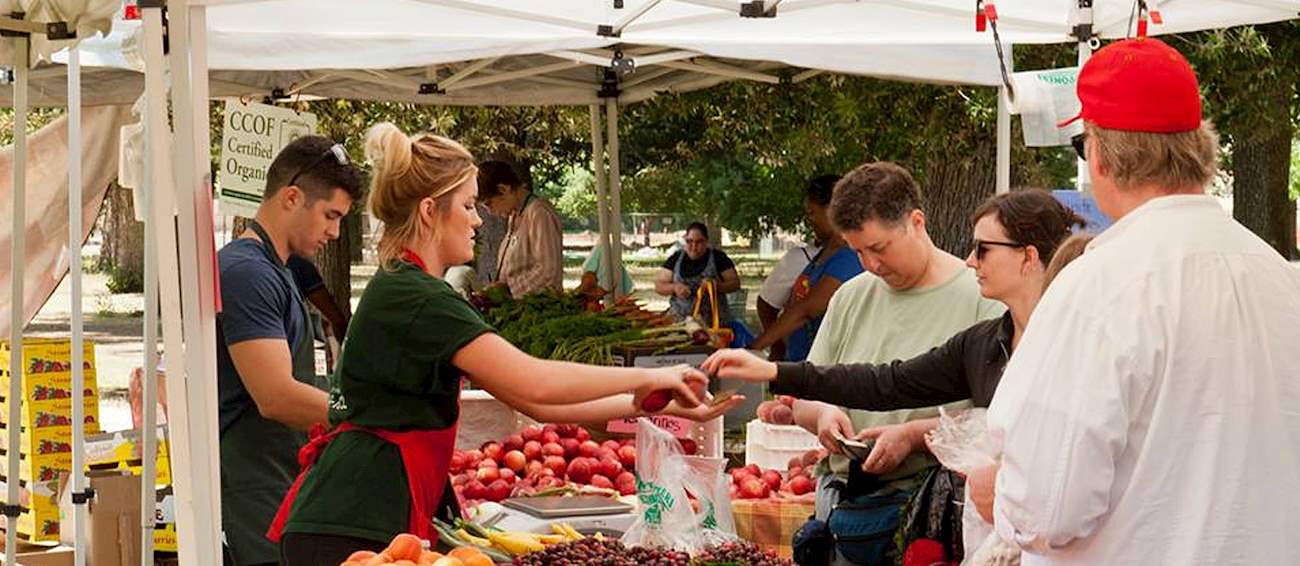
[772,312,1014,410]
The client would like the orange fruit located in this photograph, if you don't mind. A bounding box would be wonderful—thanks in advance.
[430,557,464,566]
[384,534,424,561]
[447,547,491,566]
[417,550,445,566]
[346,550,378,562]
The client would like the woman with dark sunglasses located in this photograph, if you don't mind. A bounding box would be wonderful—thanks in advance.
[703,188,1086,559]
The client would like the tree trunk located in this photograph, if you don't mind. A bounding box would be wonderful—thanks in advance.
[316,209,358,318]
[1229,83,1298,260]
[96,182,146,292]
[922,142,997,258]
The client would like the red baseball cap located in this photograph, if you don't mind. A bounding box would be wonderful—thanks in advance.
[1058,38,1201,133]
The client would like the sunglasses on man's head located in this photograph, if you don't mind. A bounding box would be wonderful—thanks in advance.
[1071,134,1087,161]
[971,239,1026,261]
[288,143,350,188]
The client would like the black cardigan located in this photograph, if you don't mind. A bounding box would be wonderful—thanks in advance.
[772,312,1013,410]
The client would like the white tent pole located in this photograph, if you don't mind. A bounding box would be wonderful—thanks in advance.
[612,0,665,35]
[141,3,205,563]
[438,57,499,89]
[67,43,89,566]
[605,99,624,299]
[996,45,1013,195]
[5,32,28,566]
[1075,40,1092,193]
[187,10,222,546]
[168,1,223,561]
[589,105,616,306]
[139,91,160,566]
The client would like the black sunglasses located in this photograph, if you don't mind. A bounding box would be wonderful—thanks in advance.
[1071,133,1087,161]
[972,239,1027,261]
[287,143,350,188]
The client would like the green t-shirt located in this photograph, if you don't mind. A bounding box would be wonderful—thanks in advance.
[583,244,635,295]
[283,261,494,542]
[807,267,1005,480]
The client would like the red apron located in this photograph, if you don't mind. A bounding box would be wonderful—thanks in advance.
[268,250,460,543]
[266,421,458,543]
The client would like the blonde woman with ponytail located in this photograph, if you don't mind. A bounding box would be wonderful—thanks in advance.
[269,123,737,564]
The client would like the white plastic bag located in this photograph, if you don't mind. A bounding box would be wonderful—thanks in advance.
[621,418,703,552]
[926,408,1019,566]
[682,456,739,546]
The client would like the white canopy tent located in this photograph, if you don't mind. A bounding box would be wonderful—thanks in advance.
[3,0,1298,564]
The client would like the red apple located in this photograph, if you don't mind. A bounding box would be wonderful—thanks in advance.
[578,440,601,458]
[488,479,511,502]
[450,452,466,473]
[451,473,468,486]
[520,425,543,443]
[788,475,814,496]
[536,467,557,479]
[745,464,762,477]
[542,431,561,445]
[678,439,698,455]
[740,478,770,499]
[464,480,487,500]
[538,476,566,489]
[618,480,637,496]
[542,442,565,458]
[453,484,465,497]
[769,404,794,425]
[499,468,517,483]
[481,441,504,463]
[566,458,594,484]
[476,466,500,483]
[464,449,484,468]
[618,446,637,469]
[503,450,526,472]
[561,438,581,459]
[575,427,592,442]
[801,450,822,467]
[542,423,559,436]
[526,460,544,476]
[503,434,525,453]
[523,440,543,461]
[602,440,622,453]
[788,457,804,471]
[478,458,498,469]
[556,424,579,438]
[616,471,636,486]
[599,457,623,479]
[762,470,782,492]
[589,474,614,490]
[789,465,804,478]
[543,455,568,476]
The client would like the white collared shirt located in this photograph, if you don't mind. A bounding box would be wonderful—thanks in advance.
[988,194,1300,565]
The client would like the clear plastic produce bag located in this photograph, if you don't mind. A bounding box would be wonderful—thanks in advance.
[682,455,739,546]
[926,408,1020,566]
[621,418,703,552]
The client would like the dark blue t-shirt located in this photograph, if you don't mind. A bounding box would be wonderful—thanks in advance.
[785,246,863,362]
[216,239,307,435]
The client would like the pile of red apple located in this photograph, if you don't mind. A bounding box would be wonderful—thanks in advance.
[450,423,700,505]
[728,449,823,500]
[756,395,797,425]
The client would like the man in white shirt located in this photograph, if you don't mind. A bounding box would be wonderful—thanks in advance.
[977,37,1300,565]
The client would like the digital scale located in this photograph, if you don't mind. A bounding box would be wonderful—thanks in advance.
[487,495,640,537]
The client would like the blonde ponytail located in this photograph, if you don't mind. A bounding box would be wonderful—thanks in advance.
[364,122,477,268]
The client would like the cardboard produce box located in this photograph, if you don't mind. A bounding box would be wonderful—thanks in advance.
[57,471,141,566]
[0,538,73,566]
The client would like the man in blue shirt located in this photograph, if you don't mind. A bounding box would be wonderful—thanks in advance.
[216,135,364,565]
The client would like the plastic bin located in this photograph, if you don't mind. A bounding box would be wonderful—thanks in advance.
[744,419,819,471]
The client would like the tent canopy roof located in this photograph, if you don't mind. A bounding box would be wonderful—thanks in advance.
[3,0,1298,107]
